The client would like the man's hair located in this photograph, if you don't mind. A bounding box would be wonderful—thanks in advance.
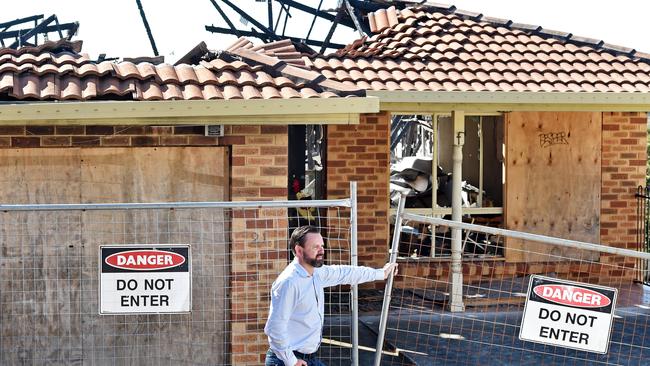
[290,225,320,252]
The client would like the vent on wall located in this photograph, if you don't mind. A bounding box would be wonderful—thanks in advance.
[205,125,225,137]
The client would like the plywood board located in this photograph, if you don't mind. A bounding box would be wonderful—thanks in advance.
[79,147,229,365]
[0,148,83,364]
[505,112,601,262]
[1,147,230,365]
[80,147,227,203]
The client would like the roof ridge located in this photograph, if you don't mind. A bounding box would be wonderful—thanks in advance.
[363,1,650,63]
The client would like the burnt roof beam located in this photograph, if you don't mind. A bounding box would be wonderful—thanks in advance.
[319,6,343,53]
[275,0,356,29]
[209,0,240,37]
[135,0,159,56]
[205,25,344,48]
[217,0,281,41]
[9,14,57,48]
[0,23,78,42]
[0,14,44,30]
[343,0,365,37]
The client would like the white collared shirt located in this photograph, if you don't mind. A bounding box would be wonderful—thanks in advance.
[264,258,384,365]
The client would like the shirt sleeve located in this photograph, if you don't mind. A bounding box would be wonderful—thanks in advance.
[316,265,384,288]
[264,280,299,366]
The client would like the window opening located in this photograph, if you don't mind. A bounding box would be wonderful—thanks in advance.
[390,114,505,259]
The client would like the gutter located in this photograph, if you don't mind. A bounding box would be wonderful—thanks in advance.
[0,97,380,125]
[368,91,650,112]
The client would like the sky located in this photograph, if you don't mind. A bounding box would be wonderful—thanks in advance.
[3,0,650,64]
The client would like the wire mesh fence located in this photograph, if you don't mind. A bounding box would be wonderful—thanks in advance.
[0,199,357,366]
[374,212,650,366]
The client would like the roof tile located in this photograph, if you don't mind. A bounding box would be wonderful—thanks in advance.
[307,3,650,93]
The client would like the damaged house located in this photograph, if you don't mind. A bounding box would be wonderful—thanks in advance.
[1,2,649,365]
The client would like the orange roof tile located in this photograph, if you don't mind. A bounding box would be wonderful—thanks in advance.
[305,4,650,93]
[0,39,361,101]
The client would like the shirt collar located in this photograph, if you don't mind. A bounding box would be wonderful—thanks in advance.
[292,257,311,278]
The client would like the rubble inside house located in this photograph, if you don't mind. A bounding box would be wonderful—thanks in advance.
[390,114,505,258]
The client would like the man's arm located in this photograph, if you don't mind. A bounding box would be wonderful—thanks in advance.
[317,262,398,287]
[264,281,300,366]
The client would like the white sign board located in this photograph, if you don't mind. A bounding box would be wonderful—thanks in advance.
[100,245,191,314]
[519,275,617,354]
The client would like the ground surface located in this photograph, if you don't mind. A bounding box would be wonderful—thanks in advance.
[321,284,650,365]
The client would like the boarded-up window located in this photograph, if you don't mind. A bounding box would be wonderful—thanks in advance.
[505,112,601,262]
[0,147,230,365]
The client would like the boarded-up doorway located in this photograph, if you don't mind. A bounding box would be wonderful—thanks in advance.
[0,147,230,365]
[505,112,601,262]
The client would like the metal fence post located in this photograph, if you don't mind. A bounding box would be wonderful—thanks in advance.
[373,193,406,366]
[350,181,359,366]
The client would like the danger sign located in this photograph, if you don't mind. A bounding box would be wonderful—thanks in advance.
[519,275,617,354]
[99,245,191,314]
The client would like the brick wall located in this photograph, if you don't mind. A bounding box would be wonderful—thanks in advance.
[600,112,647,279]
[0,123,288,365]
[228,125,288,365]
[327,112,391,277]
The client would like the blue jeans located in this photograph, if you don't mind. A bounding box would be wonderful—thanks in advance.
[265,349,326,366]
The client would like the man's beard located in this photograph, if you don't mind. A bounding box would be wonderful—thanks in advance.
[306,253,324,268]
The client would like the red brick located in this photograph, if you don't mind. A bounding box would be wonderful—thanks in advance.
[86,125,115,135]
[132,136,159,146]
[188,136,218,145]
[231,125,260,134]
[261,167,287,176]
[115,126,145,135]
[173,126,203,134]
[261,125,287,134]
[0,126,25,135]
[42,136,71,146]
[26,126,54,135]
[260,146,285,155]
[260,188,286,196]
[232,156,246,166]
[71,136,100,146]
[160,136,188,145]
[101,136,131,146]
[55,126,85,135]
[12,137,40,147]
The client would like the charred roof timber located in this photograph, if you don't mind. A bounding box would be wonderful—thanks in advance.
[205,0,418,53]
[0,14,78,49]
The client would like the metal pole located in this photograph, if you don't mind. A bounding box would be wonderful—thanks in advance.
[373,193,406,366]
[478,116,484,208]
[431,114,439,258]
[0,199,352,211]
[450,111,465,312]
[403,214,650,262]
[350,181,359,366]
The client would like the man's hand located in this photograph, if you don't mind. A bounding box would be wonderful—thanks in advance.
[294,360,308,366]
[382,263,398,279]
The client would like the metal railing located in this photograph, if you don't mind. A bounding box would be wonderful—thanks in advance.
[374,195,650,365]
[635,185,650,285]
[0,182,360,366]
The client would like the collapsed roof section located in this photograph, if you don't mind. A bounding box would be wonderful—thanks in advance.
[0,38,363,101]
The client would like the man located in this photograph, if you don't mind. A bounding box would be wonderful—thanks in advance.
[264,225,398,366]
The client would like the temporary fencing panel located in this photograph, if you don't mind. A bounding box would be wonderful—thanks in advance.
[374,201,650,365]
[0,190,359,365]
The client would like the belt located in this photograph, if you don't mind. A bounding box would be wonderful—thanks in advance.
[293,350,318,360]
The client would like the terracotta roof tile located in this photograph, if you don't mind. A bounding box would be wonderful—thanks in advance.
[0,36,363,101]
[313,4,650,93]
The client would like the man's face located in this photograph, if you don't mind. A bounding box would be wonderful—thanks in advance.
[298,232,325,268]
